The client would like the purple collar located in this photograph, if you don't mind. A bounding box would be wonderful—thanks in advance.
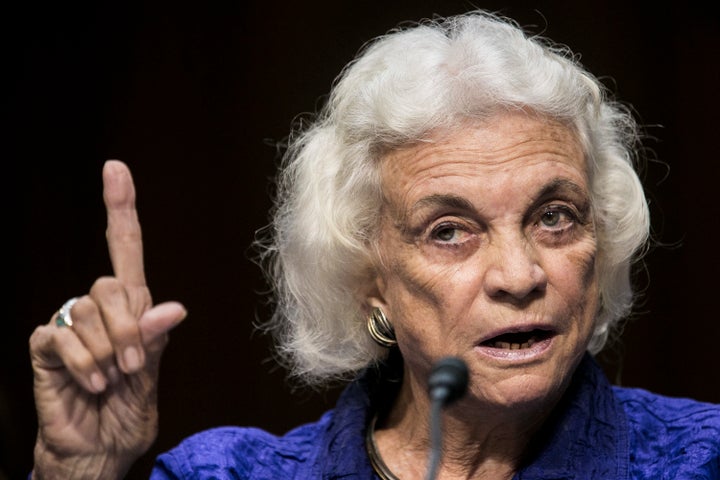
[317,353,628,479]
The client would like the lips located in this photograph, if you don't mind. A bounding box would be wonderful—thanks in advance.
[480,329,554,350]
[475,326,557,360]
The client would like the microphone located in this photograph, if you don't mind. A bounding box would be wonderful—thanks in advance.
[425,357,469,480]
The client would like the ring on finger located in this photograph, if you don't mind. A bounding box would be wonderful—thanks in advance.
[56,297,80,328]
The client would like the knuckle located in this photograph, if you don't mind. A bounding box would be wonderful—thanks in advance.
[30,324,68,353]
[90,276,125,298]
[70,295,100,321]
[67,349,97,374]
[29,325,51,351]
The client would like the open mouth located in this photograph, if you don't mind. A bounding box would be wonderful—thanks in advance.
[480,329,554,350]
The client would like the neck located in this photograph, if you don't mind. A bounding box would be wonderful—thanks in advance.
[373,368,556,480]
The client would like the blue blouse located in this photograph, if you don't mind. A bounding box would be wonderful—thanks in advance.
[151,355,720,479]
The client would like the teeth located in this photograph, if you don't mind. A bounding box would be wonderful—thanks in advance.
[492,337,537,349]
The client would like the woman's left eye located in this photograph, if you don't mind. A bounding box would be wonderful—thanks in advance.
[541,210,561,227]
[538,206,575,229]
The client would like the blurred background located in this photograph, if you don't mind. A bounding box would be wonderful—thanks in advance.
[5,1,719,478]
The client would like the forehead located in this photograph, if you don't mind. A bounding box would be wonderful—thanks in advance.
[379,112,587,209]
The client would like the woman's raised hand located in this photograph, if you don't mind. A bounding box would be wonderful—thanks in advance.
[30,160,187,479]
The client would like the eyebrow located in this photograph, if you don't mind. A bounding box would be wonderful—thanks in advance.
[395,194,475,235]
[409,194,476,216]
[534,178,587,201]
[526,178,592,221]
[401,177,589,227]
[408,179,586,213]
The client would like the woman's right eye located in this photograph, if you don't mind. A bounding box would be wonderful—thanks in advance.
[434,226,458,241]
[429,223,468,244]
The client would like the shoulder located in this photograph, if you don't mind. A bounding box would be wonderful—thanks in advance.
[615,386,720,431]
[151,411,335,479]
[614,386,720,478]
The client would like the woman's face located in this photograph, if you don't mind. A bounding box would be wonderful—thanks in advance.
[371,112,599,411]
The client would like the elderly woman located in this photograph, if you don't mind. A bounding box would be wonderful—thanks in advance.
[30,10,719,480]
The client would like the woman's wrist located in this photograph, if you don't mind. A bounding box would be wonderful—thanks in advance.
[33,440,131,480]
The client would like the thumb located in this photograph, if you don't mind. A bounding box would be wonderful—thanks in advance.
[139,301,187,354]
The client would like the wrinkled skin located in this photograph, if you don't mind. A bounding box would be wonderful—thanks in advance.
[30,161,186,479]
[369,112,600,479]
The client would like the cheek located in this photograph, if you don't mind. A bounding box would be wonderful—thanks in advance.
[382,252,453,315]
[547,228,597,282]
[548,241,600,333]
[377,245,471,351]
[560,247,596,290]
[378,227,453,308]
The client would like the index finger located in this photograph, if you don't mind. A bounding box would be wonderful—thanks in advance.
[103,160,147,287]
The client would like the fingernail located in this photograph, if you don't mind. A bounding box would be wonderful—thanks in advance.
[123,346,142,372]
[90,372,107,392]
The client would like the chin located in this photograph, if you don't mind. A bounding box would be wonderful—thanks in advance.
[467,350,585,413]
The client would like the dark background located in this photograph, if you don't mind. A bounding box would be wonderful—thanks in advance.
[4,1,720,478]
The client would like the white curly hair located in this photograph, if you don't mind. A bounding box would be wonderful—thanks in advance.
[255,10,650,387]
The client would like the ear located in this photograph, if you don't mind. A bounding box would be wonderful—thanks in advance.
[365,272,389,313]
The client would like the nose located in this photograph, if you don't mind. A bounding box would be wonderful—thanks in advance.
[483,234,547,302]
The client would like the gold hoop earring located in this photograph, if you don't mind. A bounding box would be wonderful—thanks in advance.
[367,307,397,347]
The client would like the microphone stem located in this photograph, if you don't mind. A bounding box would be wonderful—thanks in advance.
[425,395,444,480]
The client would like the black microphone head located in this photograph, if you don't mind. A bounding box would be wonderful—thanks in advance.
[427,356,469,406]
